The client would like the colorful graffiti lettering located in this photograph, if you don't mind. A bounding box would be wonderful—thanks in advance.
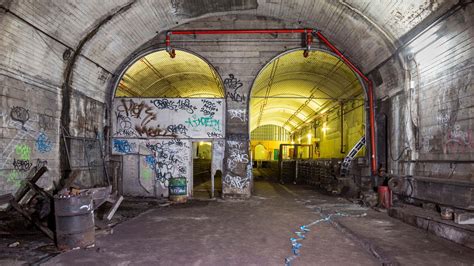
[15,144,31,160]
[184,115,221,132]
[113,139,136,154]
[36,132,53,153]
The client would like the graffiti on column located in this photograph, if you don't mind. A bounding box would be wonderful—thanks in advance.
[228,109,247,122]
[223,174,250,190]
[226,141,249,171]
[224,74,246,102]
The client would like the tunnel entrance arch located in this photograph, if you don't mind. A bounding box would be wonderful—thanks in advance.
[109,48,226,199]
[248,48,369,184]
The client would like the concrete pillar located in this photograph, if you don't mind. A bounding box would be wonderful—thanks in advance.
[222,74,252,198]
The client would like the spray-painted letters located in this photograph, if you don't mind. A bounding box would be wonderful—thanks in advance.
[113,139,138,154]
[113,98,223,138]
[224,74,245,102]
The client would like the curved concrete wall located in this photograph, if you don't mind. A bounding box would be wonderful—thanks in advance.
[0,0,472,198]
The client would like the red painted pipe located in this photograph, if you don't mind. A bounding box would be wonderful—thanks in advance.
[168,29,312,35]
[165,28,377,175]
[316,31,377,175]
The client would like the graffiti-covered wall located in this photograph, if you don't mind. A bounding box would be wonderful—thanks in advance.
[0,75,60,196]
[117,139,192,198]
[112,98,224,139]
[111,97,225,197]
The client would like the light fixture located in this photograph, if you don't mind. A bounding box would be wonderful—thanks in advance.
[322,122,328,133]
[307,133,312,143]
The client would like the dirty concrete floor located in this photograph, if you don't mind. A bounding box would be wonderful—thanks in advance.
[44,181,474,266]
[0,198,160,265]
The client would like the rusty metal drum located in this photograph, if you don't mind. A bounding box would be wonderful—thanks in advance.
[54,193,95,250]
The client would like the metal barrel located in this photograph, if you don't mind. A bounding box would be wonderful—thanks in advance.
[169,177,187,203]
[54,193,95,250]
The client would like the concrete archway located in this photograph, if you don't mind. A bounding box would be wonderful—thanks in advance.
[249,48,368,164]
[109,48,226,198]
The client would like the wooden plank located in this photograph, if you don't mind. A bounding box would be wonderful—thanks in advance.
[10,200,54,239]
[0,193,14,205]
[106,195,123,221]
[55,170,80,193]
[13,166,48,203]
[26,181,52,199]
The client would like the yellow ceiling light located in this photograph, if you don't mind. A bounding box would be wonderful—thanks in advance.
[115,50,224,98]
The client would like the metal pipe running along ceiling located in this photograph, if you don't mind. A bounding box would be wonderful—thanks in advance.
[165,28,377,175]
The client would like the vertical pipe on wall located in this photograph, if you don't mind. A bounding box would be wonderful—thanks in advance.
[316,31,377,175]
[340,102,345,154]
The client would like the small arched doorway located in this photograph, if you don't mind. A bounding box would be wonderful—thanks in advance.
[111,49,225,199]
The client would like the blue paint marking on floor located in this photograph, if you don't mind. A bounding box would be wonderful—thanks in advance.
[282,185,367,266]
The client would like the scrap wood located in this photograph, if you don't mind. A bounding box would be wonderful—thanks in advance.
[7,166,48,210]
[106,195,123,221]
[26,181,53,200]
[55,170,80,194]
[9,200,54,240]
[0,193,14,205]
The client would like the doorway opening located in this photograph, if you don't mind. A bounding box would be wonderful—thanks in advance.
[109,49,225,198]
[192,141,218,199]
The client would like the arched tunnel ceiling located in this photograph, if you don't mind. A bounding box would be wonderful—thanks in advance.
[3,0,455,77]
[1,0,456,103]
[250,50,363,133]
[116,50,224,98]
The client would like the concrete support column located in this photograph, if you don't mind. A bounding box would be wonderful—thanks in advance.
[222,74,252,198]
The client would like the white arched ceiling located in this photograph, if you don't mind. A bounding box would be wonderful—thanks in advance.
[250,50,363,132]
[116,50,224,98]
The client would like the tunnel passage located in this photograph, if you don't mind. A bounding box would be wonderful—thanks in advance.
[249,49,367,190]
[111,49,225,199]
